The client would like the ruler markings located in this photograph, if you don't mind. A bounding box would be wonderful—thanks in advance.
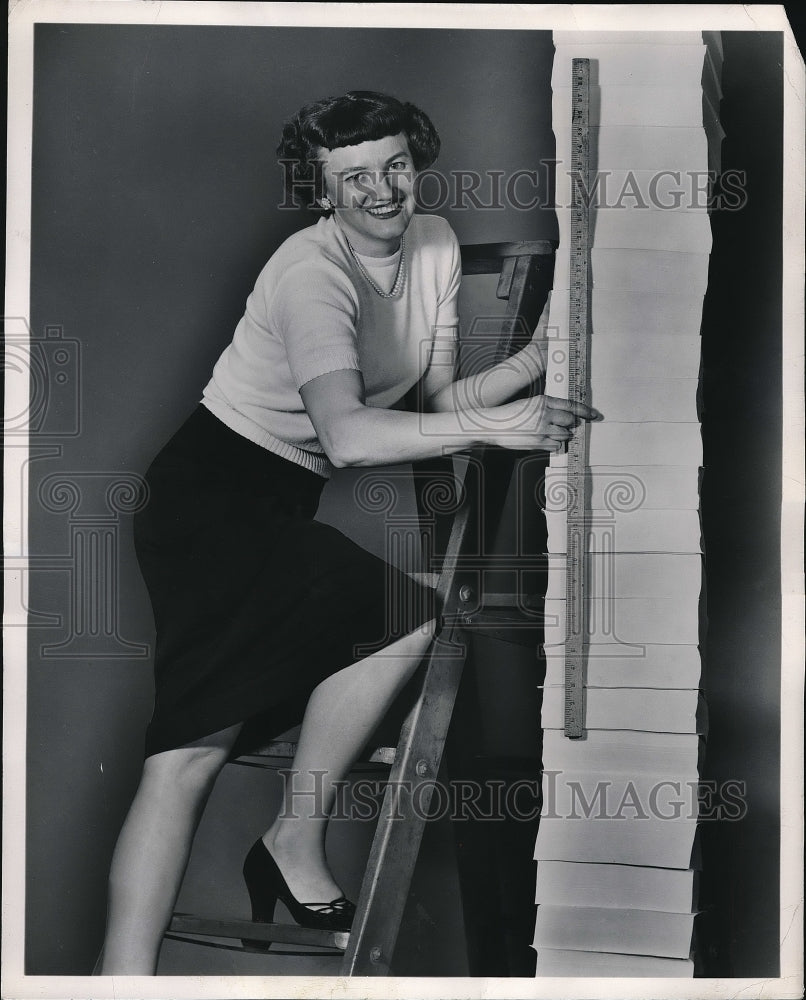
[564,58,591,739]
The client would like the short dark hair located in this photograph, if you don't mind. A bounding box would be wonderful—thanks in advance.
[277,90,440,209]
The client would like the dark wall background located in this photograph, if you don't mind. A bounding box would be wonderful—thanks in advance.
[699,31,784,977]
[26,24,556,975]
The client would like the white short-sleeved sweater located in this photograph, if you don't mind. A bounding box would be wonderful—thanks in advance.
[201,213,461,478]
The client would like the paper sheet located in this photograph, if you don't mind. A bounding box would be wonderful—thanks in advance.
[546,371,702,410]
[535,861,696,912]
[553,249,713,296]
[553,85,713,128]
[576,423,702,467]
[586,381,700,422]
[540,687,704,732]
[545,553,702,600]
[545,507,702,554]
[539,728,703,774]
[543,464,701,510]
[532,905,696,959]
[542,644,704,690]
[533,949,694,977]
[552,124,711,171]
[553,31,706,45]
[550,43,709,88]
[534,812,698,868]
[547,335,703,383]
[545,290,707,341]
[543,596,700,645]
[555,207,713,252]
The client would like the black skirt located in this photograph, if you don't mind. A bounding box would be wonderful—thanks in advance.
[134,404,436,759]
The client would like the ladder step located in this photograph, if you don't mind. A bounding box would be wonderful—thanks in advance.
[477,593,543,608]
[459,607,543,648]
[240,742,396,766]
[464,607,542,623]
[168,913,349,951]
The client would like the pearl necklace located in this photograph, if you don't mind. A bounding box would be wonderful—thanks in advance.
[344,234,407,299]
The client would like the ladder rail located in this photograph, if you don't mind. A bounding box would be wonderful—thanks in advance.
[340,635,466,974]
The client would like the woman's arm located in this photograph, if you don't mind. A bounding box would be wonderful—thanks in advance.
[425,341,545,413]
[421,296,550,414]
[300,367,596,468]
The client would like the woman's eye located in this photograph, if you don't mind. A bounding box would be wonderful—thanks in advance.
[389,161,409,172]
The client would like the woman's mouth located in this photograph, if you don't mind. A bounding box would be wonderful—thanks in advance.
[365,203,403,219]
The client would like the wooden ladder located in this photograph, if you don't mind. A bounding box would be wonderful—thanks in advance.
[166,239,556,975]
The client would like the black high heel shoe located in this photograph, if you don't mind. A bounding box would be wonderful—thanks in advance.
[241,838,356,949]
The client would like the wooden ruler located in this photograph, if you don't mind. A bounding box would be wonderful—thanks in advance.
[564,58,591,739]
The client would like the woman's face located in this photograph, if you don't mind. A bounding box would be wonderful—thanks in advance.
[318,132,416,257]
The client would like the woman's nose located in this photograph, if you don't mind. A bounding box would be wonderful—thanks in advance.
[370,171,395,201]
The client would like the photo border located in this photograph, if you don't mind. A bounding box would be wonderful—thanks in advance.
[4,3,804,999]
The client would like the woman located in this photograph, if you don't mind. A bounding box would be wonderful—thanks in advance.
[98,90,597,974]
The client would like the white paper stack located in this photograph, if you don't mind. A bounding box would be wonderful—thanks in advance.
[533,30,723,978]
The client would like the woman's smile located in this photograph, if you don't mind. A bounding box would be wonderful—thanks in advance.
[365,203,403,219]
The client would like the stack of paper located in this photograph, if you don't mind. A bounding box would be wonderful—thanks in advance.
[533,30,724,978]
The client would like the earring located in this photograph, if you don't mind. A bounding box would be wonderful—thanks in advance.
[318,196,334,211]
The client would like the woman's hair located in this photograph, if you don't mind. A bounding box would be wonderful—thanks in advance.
[277,91,440,210]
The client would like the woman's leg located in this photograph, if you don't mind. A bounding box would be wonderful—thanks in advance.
[262,619,436,905]
[98,723,242,975]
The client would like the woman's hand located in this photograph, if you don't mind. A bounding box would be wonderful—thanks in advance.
[491,394,601,452]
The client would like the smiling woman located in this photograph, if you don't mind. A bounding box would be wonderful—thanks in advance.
[96,89,596,975]
[278,91,439,248]
[320,136,417,254]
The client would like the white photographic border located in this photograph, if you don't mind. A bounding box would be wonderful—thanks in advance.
[4,3,804,999]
